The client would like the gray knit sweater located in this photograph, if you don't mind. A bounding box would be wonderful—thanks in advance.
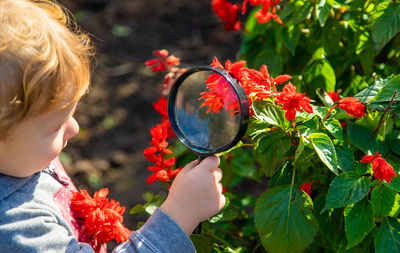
[0,165,195,253]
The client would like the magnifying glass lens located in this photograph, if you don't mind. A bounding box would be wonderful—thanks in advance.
[173,70,242,153]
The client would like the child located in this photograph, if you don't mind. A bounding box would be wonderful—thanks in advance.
[0,0,225,252]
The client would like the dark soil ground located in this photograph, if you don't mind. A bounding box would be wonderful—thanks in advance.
[58,0,242,249]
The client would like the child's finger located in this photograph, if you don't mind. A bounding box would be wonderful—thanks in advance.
[217,182,223,193]
[180,159,199,173]
[197,155,220,171]
[212,168,223,182]
[219,194,226,209]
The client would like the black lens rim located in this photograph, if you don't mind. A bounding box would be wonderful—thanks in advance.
[168,66,249,155]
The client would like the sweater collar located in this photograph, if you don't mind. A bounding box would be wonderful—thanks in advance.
[0,173,36,200]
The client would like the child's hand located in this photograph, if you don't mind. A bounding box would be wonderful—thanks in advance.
[160,155,225,236]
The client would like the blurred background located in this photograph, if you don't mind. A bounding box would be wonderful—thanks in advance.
[58,0,242,240]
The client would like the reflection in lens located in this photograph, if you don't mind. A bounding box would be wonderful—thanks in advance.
[174,70,241,152]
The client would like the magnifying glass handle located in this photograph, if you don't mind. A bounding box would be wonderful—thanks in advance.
[193,223,202,234]
[192,155,208,234]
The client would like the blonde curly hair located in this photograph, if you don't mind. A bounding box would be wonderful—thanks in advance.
[0,0,94,139]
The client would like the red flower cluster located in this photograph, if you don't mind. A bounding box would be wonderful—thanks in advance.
[360,152,398,184]
[200,57,294,117]
[145,49,180,72]
[327,90,340,102]
[275,83,313,121]
[162,67,187,96]
[338,97,366,119]
[200,71,240,114]
[253,0,283,24]
[70,188,131,246]
[143,124,181,184]
[324,96,365,121]
[212,0,241,31]
[212,0,283,31]
[152,97,175,138]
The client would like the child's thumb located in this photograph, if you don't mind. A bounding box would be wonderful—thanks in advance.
[197,155,220,172]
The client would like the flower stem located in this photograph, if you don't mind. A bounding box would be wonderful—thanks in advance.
[323,104,338,121]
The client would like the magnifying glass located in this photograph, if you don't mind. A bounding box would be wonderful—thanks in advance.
[168,66,250,233]
[168,66,250,161]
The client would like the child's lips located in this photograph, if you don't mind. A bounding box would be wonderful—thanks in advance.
[63,140,68,149]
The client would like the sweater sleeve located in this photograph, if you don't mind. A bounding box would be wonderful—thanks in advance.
[0,200,94,253]
[113,208,196,253]
[0,204,195,253]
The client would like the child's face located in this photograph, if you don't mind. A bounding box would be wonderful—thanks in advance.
[0,103,79,177]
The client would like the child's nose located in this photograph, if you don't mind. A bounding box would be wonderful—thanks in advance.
[64,117,80,140]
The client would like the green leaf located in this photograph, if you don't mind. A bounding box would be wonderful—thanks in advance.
[316,88,335,108]
[356,26,371,55]
[336,142,355,172]
[129,204,145,214]
[372,74,400,103]
[344,198,375,249]
[247,119,270,140]
[354,79,386,103]
[230,149,259,180]
[295,136,305,162]
[253,101,288,128]
[316,0,332,27]
[322,117,343,140]
[255,185,318,253]
[253,50,283,77]
[280,25,301,55]
[269,162,294,187]
[322,18,343,55]
[388,131,400,156]
[322,172,371,213]
[304,59,336,99]
[190,234,212,253]
[346,122,379,153]
[372,3,400,50]
[313,194,347,251]
[309,132,339,175]
[374,217,400,253]
[372,184,396,217]
[284,0,313,26]
[254,129,291,177]
[209,197,239,223]
[389,194,400,217]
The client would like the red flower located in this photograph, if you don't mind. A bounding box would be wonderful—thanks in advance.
[153,96,175,138]
[70,188,131,246]
[327,91,340,102]
[360,152,398,183]
[254,0,283,24]
[274,83,313,121]
[300,181,313,197]
[145,49,180,72]
[242,0,264,14]
[161,67,187,96]
[153,97,168,119]
[201,57,293,117]
[338,97,365,119]
[199,57,247,114]
[143,124,180,184]
[360,151,380,164]
[200,71,240,114]
[212,0,242,31]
